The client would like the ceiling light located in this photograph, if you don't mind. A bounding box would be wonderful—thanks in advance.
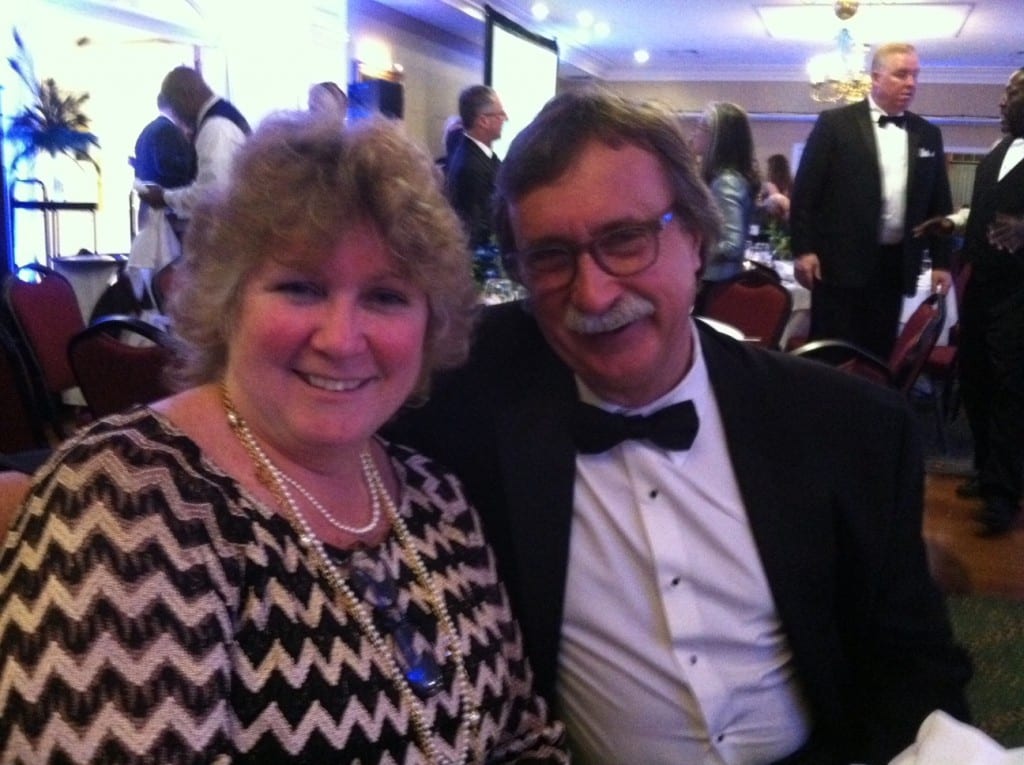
[531,2,550,21]
[593,21,610,39]
[634,48,650,64]
[757,3,972,42]
[577,10,595,28]
[808,29,871,102]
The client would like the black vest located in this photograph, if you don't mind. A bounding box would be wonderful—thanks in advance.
[196,99,252,141]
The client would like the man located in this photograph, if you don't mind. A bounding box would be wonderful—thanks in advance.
[137,66,250,221]
[790,42,954,359]
[131,92,195,228]
[445,84,507,248]
[915,67,1024,536]
[307,80,348,123]
[391,89,970,765]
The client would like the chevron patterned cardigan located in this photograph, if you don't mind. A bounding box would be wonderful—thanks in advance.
[0,410,567,764]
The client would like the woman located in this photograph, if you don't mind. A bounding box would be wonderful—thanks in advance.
[759,152,793,225]
[690,101,760,284]
[0,113,567,763]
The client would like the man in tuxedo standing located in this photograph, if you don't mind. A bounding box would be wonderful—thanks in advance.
[392,88,970,765]
[915,67,1024,536]
[445,84,507,248]
[791,42,954,358]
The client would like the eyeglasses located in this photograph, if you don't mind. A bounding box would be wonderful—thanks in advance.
[348,549,444,698]
[482,110,508,120]
[513,209,677,291]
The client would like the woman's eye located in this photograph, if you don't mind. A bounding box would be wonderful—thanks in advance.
[368,288,411,307]
[276,281,324,298]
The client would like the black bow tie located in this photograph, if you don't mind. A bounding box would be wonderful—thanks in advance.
[571,400,699,454]
[878,114,907,129]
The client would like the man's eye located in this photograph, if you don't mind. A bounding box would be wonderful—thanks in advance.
[600,227,648,253]
[526,248,571,268]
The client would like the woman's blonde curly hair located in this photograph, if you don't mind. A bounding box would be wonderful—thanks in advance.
[166,111,479,404]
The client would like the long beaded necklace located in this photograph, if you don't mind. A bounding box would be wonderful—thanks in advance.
[221,387,481,764]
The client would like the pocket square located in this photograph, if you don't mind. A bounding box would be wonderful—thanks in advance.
[918,148,936,158]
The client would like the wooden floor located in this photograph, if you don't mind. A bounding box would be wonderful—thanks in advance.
[924,472,1024,599]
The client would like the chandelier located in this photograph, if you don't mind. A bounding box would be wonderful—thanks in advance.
[807,1,872,103]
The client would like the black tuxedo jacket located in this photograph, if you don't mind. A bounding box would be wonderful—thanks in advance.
[445,134,499,248]
[390,303,970,764]
[791,99,953,295]
[964,135,1024,292]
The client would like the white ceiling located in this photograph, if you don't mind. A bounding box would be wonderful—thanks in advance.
[371,0,1024,84]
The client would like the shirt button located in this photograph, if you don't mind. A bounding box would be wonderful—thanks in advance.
[670,576,681,587]
[716,733,725,743]
[689,655,697,665]
[649,488,659,499]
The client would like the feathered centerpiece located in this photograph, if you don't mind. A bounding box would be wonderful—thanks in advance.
[6,28,100,174]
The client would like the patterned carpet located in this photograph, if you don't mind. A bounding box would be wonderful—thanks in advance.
[947,595,1024,748]
[911,391,974,476]
[915,395,1024,748]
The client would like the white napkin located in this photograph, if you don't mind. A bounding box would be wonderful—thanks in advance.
[888,711,1024,765]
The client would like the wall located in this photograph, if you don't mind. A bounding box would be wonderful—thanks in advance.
[595,79,1007,187]
[348,0,482,158]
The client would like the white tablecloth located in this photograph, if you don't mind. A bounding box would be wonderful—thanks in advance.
[52,254,125,323]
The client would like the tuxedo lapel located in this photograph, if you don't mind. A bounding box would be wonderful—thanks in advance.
[492,338,578,693]
[852,101,882,200]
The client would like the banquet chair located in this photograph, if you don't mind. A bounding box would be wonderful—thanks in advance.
[150,256,180,315]
[68,315,173,418]
[2,264,87,436]
[0,470,32,539]
[698,267,793,349]
[920,262,973,452]
[0,322,49,453]
[791,293,947,396]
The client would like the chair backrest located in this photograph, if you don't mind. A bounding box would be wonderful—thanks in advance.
[888,292,946,394]
[3,264,85,396]
[0,322,48,452]
[68,315,173,417]
[698,268,793,349]
[150,256,180,315]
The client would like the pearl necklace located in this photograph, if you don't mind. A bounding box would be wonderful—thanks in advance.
[222,388,481,764]
[278,469,381,536]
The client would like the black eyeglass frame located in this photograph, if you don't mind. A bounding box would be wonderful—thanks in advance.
[511,208,678,290]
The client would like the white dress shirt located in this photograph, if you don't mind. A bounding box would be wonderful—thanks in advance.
[999,137,1024,180]
[869,96,910,245]
[557,322,811,764]
[163,95,247,219]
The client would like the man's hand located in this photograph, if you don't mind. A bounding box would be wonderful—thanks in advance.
[137,184,167,209]
[912,216,954,238]
[931,268,952,295]
[794,253,821,289]
[988,213,1024,253]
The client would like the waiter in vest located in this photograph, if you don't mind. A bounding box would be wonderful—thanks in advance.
[138,66,251,222]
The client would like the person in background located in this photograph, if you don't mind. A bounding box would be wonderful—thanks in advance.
[308,80,348,123]
[0,112,567,764]
[445,84,507,248]
[759,152,793,226]
[131,91,195,228]
[690,101,759,287]
[137,65,251,222]
[913,66,1024,537]
[389,87,971,765]
[435,113,464,174]
[790,42,954,359]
